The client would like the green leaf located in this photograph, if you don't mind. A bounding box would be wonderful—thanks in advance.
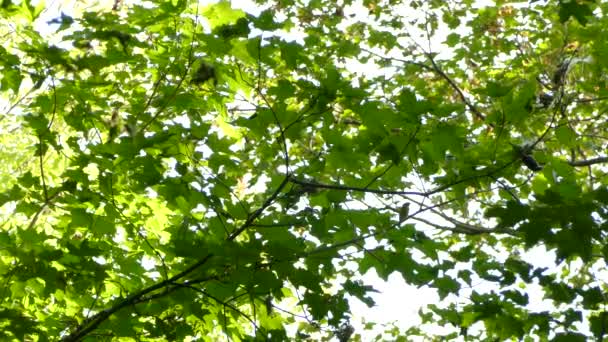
[280,42,302,70]
[433,277,460,300]
[445,33,460,47]
[70,208,92,228]
[503,290,528,306]
[24,113,49,133]
[1,67,23,93]
[590,313,608,339]
[551,333,587,342]
[558,1,593,25]
[485,81,513,98]
[253,10,283,30]
[91,215,116,237]
[203,0,246,28]
[17,171,38,188]
[555,126,576,147]
[376,141,400,165]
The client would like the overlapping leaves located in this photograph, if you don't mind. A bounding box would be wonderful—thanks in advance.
[1,0,608,341]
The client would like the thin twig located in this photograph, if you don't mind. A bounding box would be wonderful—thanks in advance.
[364,124,421,189]
[427,55,486,121]
[139,5,199,131]
[257,88,290,172]
[178,283,259,329]
[251,221,306,228]
[228,176,290,241]
[360,47,434,72]
[38,136,48,201]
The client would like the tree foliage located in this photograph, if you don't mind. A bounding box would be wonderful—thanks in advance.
[1,0,608,340]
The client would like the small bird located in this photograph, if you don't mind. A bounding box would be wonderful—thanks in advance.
[521,154,543,171]
[398,203,410,223]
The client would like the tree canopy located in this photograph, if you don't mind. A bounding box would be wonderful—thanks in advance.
[1,0,608,340]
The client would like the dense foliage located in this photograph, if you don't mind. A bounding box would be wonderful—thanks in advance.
[1,0,608,340]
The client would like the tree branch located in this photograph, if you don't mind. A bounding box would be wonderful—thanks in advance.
[361,47,487,123]
[426,209,513,235]
[572,96,608,103]
[289,158,519,199]
[65,167,289,340]
[427,56,486,122]
[411,216,486,235]
[62,254,214,342]
[251,221,306,228]
[363,124,421,189]
[360,47,434,72]
[569,156,608,167]
[289,177,426,196]
[253,38,289,172]
[228,176,290,241]
[176,283,259,329]
[38,136,48,201]
[139,13,198,132]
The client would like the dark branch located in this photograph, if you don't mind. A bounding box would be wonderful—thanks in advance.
[251,221,306,228]
[426,208,514,236]
[360,47,434,72]
[139,14,198,132]
[290,158,518,198]
[411,216,491,235]
[289,177,426,196]
[66,176,291,339]
[569,156,608,167]
[427,55,486,122]
[62,255,214,342]
[176,283,259,329]
[254,38,290,172]
[363,124,421,189]
[228,176,290,241]
[38,136,48,201]
[573,96,608,103]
